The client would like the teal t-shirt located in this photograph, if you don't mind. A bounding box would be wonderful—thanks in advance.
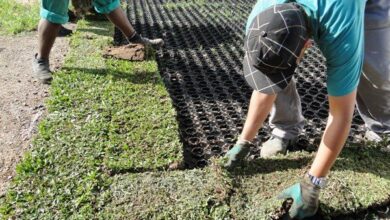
[246,0,367,96]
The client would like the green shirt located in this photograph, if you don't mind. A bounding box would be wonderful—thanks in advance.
[246,0,367,96]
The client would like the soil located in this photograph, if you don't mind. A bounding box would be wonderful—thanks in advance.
[103,44,147,61]
[0,31,70,195]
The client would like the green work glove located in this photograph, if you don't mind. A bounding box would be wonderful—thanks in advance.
[278,175,321,219]
[223,141,252,169]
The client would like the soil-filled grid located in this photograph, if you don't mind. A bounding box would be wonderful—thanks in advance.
[117,0,365,168]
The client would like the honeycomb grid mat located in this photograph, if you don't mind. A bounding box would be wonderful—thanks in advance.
[116,0,365,168]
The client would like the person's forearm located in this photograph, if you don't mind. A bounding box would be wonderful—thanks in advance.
[309,91,356,177]
[240,91,276,141]
[309,115,351,177]
[105,7,136,38]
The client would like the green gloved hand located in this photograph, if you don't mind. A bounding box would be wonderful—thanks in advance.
[223,141,252,169]
[278,175,321,219]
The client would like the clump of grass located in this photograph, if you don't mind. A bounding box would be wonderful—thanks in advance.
[0,0,40,35]
[100,167,232,219]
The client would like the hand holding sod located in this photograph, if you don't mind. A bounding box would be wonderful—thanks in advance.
[278,176,321,219]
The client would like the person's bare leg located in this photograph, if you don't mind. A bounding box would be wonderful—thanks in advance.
[33,19,61,83]
[104,7,163,47]
[240,91,277,141]
[37,19,62,60]
[104,7,136,38]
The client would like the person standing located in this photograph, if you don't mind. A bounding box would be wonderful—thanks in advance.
[241,0,389,159]
[33,0,164,84]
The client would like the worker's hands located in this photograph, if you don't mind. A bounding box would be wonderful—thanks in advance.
[278,176,320,219]
[223,141,252,170]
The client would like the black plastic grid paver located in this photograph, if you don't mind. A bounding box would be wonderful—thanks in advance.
[116,0,365,168]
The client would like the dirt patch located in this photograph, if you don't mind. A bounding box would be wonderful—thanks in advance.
[103,44,148,61]
[0,32,70,195]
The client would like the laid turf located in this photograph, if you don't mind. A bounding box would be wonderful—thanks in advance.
[0,19,182,219]
[50,20,182,172]
[97,146,390,219]
[100,165,232,219]
[229,147,390,219]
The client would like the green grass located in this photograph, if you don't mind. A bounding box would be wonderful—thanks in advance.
[50,21,182,172]
[0,19,182,219]
[97,146,389,219]
[0,0,40,35]
[100,165,232,219]
[229,147,390,219]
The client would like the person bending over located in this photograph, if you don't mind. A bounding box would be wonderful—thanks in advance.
[224,1,366,219]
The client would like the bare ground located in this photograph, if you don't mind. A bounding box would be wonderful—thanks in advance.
[0,32,70,195]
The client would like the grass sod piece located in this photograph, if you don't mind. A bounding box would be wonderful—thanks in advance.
[229,147,390,219]
[229,151,311,220]
[320,146,390,217]
[0,115,112,219]
[0,0,40,35]
[100,163,233,219]
[49,20,182,172]
[102,59,182,173]
[0,19,181,218]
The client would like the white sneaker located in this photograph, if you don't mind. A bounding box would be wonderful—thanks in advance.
[364,130,383,143]
[260,135,297,158]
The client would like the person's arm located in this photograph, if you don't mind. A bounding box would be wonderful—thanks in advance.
[309,90,356,177]
[223,90,276,168]
[240,90,277,142]
[278,90,357,219]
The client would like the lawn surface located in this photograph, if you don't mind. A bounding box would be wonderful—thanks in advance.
[0,19,182,219]
[0,0,40,35]
[0,3,389,219]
